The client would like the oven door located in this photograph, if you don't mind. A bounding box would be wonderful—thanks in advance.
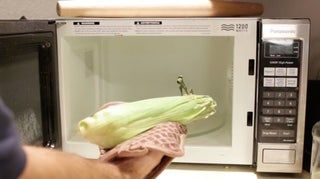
[0,20,60,148]
[57,18,257,165]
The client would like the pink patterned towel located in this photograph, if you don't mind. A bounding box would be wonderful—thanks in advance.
[99,122,187,179]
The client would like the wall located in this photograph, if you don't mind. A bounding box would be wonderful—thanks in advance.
[0,0,58,19]
[0,0,319,79]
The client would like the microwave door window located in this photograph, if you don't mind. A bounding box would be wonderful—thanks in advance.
[61,36,234,149]
[0,49,43,145]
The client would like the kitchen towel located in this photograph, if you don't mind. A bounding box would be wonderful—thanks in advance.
[99,121,187,179]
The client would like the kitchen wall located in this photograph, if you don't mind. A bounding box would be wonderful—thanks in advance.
[0,0,319,79]
[0,0,58,19]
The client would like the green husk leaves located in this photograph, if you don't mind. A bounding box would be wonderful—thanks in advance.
[79,95,216,149]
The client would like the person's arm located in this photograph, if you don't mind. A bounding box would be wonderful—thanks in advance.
[0,98,112,179]
[0,99,26,179]
[19,146,126,179]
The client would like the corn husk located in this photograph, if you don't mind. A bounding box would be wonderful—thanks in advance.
[79,95,216,148]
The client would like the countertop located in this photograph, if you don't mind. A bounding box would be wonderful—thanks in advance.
[157,163,311,179]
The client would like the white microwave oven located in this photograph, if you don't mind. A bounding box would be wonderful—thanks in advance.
[0,18,310,173]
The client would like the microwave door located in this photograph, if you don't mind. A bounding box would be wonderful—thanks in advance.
[0,20,60,148]
[57,18,257,163]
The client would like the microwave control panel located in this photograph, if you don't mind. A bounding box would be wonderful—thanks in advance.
[257,39,301,143]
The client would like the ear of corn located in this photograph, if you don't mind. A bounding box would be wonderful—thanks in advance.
[79,95,216,149]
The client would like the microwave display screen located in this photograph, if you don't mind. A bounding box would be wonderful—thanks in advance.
[269,43,293,55]
[264,40,300,58]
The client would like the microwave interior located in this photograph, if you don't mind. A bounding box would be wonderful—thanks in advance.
[60,36,235,149]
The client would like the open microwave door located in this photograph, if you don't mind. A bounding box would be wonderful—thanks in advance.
[57,18,257,165]
[0,20,60,148]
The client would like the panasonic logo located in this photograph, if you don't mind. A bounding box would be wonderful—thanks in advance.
[264,25,297,38]
[270,29,296,34]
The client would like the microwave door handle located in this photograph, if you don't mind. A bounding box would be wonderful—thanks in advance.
[247,60,255,126]
[247,111,253,126]
[248,59,255,76]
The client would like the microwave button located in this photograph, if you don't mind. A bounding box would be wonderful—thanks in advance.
[264,67,275,76]
[287,68,298,76]
[285,109,296,116]
[263,78,275,87]
[263,91,275,98]
[262,108,274,115]
[286,123,295,127]
[274,100,285,107]
[286,100,297,107]
[274,108,285,115]
[275,68,287,76]
[275,92,286,98]
[275,78,286,87]
[286,78,298,87]
[263,100,274,106]
[286,92,297,99]
[261,116,273,123]
[280,130,295,137]
[261,130,279,137]
[274,117,285,123]
[264,123,271,127]
[285,117,296,124]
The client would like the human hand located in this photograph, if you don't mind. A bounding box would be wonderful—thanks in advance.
[100,147,163,179]
[97,102,187,179]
